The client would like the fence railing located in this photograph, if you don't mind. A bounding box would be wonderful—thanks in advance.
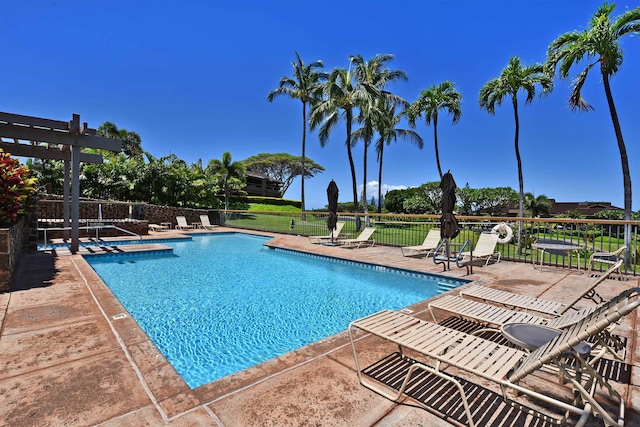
[215,210,639,276]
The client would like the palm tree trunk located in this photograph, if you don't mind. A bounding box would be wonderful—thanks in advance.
[513,97,524,255]
[433,115,443,180]
[301,102,307,222]
[602,72,632,267]
[377,144,384,216]
[363,142,370,227]
[345,109,360,230]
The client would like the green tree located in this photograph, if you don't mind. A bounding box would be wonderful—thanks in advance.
[524,192,552,217]
[479,56,553,253]
[310,66,360,223]
[408,81,462,180]
[206,152,246,211]
[350,53,408,223]
[97,121,143,159]
[546,2,640,265]
[374,99,423,213]
[268,52,326,217]
[242,153,324,197]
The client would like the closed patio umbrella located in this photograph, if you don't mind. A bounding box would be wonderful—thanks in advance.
[440,171,459,240]
[440,171,459,270]
[327,180,339,245]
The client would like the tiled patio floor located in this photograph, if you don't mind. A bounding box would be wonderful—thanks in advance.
[1,228,638,426]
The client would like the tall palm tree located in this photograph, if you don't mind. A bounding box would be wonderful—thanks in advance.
[374,99,423,213]
[97,121,143,159]
[206,152,245,211]
[310,66,360,219]
[546,2,640,265]
[268,52,326,219]
[350,54,407,223]
[479,56,553,254]
[524,192,552,217]
[408,81,462,180]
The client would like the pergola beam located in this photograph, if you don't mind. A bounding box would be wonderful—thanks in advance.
[0,140,103,163]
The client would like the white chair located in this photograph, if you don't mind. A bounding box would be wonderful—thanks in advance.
[199,215,219,230]
[175,216,195,230]
[400,229,441,257]
[339,227,376,249]
[587,245,625,277]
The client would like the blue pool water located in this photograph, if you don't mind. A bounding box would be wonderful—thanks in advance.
[86,233,467,388]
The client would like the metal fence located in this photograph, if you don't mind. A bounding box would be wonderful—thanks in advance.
[215,210,639,275]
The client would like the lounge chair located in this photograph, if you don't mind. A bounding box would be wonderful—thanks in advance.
[400,229,441,257]
[428,265,617,329]
[339,227,376,249]
[457,260,623,316]
[587,245,626,277]
[199,215,219,230]
[349,288,640,426]
[175,216,196,230]
[457,232,500,266]
[148,224,168,232]
[308,222,345,244]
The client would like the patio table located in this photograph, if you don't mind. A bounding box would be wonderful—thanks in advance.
[532,242,584,272]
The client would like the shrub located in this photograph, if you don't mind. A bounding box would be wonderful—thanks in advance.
[0,149,37,225]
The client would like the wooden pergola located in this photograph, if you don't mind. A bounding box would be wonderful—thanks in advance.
[0,112,122,253]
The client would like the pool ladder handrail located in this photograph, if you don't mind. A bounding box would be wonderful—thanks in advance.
[38,224,142,248]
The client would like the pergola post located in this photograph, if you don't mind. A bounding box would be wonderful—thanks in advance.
[63,154,70,240]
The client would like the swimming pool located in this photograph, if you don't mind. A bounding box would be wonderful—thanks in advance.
[86,233,468,388]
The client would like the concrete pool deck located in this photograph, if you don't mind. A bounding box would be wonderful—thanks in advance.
[0,228,639,426]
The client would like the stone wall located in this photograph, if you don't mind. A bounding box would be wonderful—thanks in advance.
[0,220,24,292]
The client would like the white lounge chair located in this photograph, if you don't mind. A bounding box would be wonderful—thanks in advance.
[175,216,196,230]
[587,245,626,277]
[339,227,376,249]
[148,223,168,232]
[400,229,441,257]
[457,233,500,266]
[199,215,219,230]
[308,222,345,244]
[458,260,622,315]
[349,288,640,427]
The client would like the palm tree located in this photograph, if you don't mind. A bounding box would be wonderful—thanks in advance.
[546,2,640,265]
[310,66,360,220]
[97,121,143,159]
[268,52,326,219]
[373,99,423,214]
[206,152,245,211]
[479,56,553,254]
[350,54,407,223]
[524,192,552,217]
[408,81,462,180]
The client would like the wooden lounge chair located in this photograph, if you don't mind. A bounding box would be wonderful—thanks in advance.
[175,216,195,230]
[308,222,345,244]
[400,229,441,257]
[458,260,623,316]
[587,245,626,277]
[339,227,376,249]
[349,287,640,426]
[457,232,500,266]
[199,214,219,230]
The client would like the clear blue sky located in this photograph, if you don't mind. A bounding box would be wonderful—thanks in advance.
[2,0,639,210]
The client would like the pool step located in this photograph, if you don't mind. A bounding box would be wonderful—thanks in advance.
[437,282,459,294]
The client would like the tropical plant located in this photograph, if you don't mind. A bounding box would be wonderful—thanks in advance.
[97,121,143,159]
[479,56,553,253]
[0,149,37,225]
[373,99,423,213]
[206,152,246,211]
[546,2,640,265]
[408,81,462,180]
[350,53,408,223]
[268,52,327,217]
[310,66,360,223]
[242,153,324,197]
[524,192,552,217]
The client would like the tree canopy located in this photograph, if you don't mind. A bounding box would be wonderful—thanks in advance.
[242,153,324,197]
